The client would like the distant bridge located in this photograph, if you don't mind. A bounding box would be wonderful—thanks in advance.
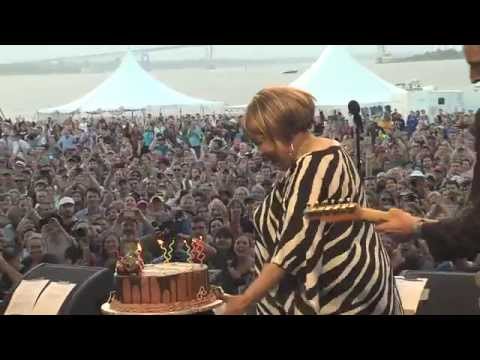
[40,45,214,65]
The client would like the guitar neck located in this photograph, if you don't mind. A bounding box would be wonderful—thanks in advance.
[357,208,391,223]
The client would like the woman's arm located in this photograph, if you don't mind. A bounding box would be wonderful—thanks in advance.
[135,209,155,235]
[203,242,217,259]
[103,168,115,188]
[222,263,285,315]
[229,212,242,239]
[84,168,103,192]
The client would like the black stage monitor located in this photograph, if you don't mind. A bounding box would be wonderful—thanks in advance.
[401,271,480,315]
[7,264,114,315]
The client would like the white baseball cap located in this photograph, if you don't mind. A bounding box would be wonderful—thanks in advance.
[58,197,75,208]
[409,170,426,178]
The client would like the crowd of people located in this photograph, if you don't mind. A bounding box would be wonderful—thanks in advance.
[0,107,477,307]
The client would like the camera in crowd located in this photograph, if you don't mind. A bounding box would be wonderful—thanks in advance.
[73,227,88,238]
[153,210,186,242]
[210,138,225,151]
[38,214,62,229]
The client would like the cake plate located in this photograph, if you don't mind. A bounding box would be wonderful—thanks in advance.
[101,299,223,315]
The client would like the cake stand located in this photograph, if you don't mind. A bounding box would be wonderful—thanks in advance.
[101,299,223,315]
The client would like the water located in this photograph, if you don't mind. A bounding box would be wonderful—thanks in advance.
[0,59,477,118]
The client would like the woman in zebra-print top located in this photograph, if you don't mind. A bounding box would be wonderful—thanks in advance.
[222,86,403,315]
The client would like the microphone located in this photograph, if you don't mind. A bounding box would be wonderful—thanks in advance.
[348,100,363,133]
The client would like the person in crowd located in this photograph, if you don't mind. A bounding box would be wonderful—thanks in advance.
[96,231,121,272]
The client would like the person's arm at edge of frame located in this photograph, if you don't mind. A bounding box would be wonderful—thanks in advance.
[220,263,285,315]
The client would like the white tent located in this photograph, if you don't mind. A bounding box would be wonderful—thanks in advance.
[38,52,223,114]
[290,46,408,112]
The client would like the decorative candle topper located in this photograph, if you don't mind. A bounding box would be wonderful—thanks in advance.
[184,240,193,263]
[157,240,168,262]
[166,240,175,263]
[192,237,206,264]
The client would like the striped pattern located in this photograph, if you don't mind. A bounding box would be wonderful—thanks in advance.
[253,146,403,315]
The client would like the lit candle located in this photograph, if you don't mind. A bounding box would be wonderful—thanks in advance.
[136,242,143,262]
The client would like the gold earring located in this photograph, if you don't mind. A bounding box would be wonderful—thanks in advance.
[289,144,295,157]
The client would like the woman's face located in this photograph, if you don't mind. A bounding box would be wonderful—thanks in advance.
[0,195,12,213]
[72,192,83,208]
[8,190,20,205]
[234,188,248,202]
[427,191,442,206]
[379,194,395,210]
[257,138,291,170]
[106,208,119,222]
[423,157,433,170]
[181,195,195,212]
[211,205,225,219]
[27,236,45,262]
[104,235,119,257]
[192,168,200,179]
[210,220,224,236]
[239,142,248,154]
[261,167,271,178]
[385,180,397,193]
[215,236,233,251]
[234,236,251,257]
[125,196,137,209]
[197,207,209,219]
[146,181,157,194]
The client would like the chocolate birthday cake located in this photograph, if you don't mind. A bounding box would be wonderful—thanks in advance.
[110,262,219,314]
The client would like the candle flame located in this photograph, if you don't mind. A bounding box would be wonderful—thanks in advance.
[157,239,167,261]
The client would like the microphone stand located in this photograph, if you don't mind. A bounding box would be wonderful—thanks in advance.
[348,100,364,181]
[355,119,362,176]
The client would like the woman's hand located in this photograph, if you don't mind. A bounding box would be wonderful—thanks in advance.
[227,260,241,280]
[230,208,242,222]
[220,293,250,315]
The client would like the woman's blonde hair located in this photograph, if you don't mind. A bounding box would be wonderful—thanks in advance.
[208,198,228,216]
[243,86,316,143]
